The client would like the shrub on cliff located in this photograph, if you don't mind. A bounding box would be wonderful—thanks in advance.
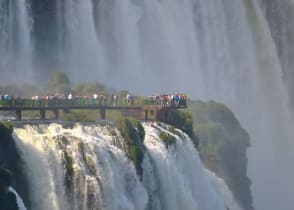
[159,132,176,147]
[118,117,145,177]
[166,110,198,148]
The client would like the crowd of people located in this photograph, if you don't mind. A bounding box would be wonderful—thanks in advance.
[0,94,20,100]
[0,92,187,108]
[149,93,187,107]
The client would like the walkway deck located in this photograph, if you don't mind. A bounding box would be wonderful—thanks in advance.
[0,98,187,121]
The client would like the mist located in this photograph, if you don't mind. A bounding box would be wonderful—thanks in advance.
[1,1,294,209]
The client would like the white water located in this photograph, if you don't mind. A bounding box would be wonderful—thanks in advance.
[257,0,294,110]
[0,0,33,82]
[9,187,27,210]
[205,170,242,210]
[14,123,147,210]
[91,1,293,210]
[142,123,228,210]
[13,123,231,210]
[2,0,294,209]
[58,0,105,82]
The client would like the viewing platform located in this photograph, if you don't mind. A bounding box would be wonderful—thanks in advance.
[0,97,187,121]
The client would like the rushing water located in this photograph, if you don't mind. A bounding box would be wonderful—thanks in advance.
[0,0,33,82]
[205,170,242,210]
[9,187,27,210]
[2,1,294,209]
[13,123,236,210]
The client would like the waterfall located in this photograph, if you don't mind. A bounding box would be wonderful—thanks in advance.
[9,187,27,210]
[2,0,294,209]
[257,0,294,110]
[0,0,33,83]
[205,170,242,210]
[13,123,232,210]
[13,124,148,210]
[142,123,227,210]
[57,0,104,82]
[92,1,293,209]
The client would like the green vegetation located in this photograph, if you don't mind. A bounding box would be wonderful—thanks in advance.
[63,110,95,122]
[168,125,183,138]
[22,110,42,119]
[186,100,254,210]
[159,132,176,147]
[128,118,145,141]
[118,117,145,177]
[46,71,70,95]
[166,110,198,147]
[73,82,106,96]
[1,121,13,134]
[106,110,123,122]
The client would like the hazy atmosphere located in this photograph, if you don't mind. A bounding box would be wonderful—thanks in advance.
[1,0,294,210]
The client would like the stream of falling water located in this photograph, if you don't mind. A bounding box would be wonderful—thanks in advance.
[13,123,237,210]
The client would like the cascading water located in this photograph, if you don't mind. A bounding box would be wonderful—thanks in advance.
[0,0,33,82]
[13,123,233,210]
[205,170,242,210]
[142,123,227,210]
[2,0,294,209]
[13,124,147,210]
[57,0,104,82]
[9,187,27,210]
[257,0,294,110]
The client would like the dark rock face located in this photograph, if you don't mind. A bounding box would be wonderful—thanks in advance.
[0,123,17,170]
[0,167,18,210]
[0,190,18,210]
[187,100,254,210]
[0,122,29,209]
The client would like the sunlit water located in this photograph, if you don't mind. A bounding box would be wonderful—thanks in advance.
[2,1,294,209]
[13,123,236,210]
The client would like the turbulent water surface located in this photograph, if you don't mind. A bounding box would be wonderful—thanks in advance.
[1,0,294,209]
[13,123,236,210]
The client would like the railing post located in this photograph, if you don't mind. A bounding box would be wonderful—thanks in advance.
[53,109,59,120]
[40,109,46,120]
[143,109,148,121]
[16,110,22,121]
[151,108,158,121]
[100,109,106,120]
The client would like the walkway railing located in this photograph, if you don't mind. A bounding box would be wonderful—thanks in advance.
[0,98,187,109]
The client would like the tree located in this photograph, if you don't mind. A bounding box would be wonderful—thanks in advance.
[46,71,71,95]
[73,82,105,95]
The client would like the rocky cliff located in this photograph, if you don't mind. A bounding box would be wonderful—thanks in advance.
[187,100,254,210]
